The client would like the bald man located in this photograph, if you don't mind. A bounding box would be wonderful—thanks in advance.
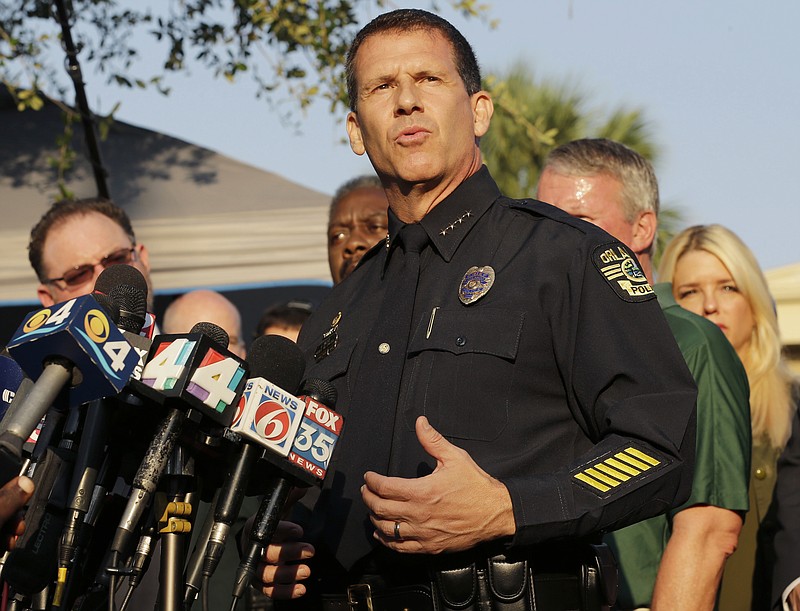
[162,290,246,358]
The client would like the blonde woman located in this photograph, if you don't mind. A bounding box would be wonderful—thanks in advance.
[659,224,797,610]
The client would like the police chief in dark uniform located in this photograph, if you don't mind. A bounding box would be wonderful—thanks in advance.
[258,9,698,611]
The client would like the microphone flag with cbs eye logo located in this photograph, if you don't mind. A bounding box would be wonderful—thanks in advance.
[7,295,140,406]
[131,332,248,427]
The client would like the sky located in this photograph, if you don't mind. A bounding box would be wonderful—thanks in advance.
[76,0,800,271]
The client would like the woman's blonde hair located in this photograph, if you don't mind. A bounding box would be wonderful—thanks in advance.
[659,224,795,448]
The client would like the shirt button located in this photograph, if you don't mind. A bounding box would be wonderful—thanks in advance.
[378,342,390,354]
[455,336,466,347]
[754,468,767,480]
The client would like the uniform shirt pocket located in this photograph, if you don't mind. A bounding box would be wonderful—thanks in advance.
[304,338,358,403]
[406,308,524,441]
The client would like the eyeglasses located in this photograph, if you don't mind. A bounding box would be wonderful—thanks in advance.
[42,246,138,289]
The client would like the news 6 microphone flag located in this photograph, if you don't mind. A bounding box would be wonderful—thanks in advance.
[7,295,140,406]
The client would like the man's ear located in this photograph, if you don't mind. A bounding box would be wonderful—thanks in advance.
[37,284,55,307]
[346,112,366,156]
[136,243,151,274]
[471,91,494,139]
[631,210,658,256]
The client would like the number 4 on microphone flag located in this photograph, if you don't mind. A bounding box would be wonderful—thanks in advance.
[7,295,140,406]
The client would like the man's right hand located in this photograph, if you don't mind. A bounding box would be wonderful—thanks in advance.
[257,520,315,599]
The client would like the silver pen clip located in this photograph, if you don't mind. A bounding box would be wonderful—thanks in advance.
[426,307,439,339]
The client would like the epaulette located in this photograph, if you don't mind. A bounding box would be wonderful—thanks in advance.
[504,198,600,234]
[505,198,656,303]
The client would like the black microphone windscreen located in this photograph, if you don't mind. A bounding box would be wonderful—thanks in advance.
[249,334,306,394]
[301,378,337,406]
[191,321,229,349]
[90,292,121,325]
[94,264,148,296]
[108,284,147,333]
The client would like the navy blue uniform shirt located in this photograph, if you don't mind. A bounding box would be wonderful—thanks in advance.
[297,166,697,570]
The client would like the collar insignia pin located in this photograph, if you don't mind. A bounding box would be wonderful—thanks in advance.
[439,210,472,236]
[459,266,495,305]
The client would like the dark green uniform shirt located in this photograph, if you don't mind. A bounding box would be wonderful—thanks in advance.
[606,282,751,609]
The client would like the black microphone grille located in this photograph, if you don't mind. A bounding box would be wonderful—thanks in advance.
[248,334,306,394]
[92,292,121,325]
[301,378,337,407]
[94,264,148,296]
[191,322,229,349]
[108,284,147,333]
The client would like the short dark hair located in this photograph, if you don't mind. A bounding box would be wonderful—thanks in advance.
[254,300,313,338]
[28,198,137,281]
[345,8,482,111]
[330,175,383,220]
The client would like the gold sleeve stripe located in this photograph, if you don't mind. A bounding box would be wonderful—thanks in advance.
[574,472,611,493]
[614,452,651,471]
[585,468,621,487]
[605,457,641,476]
[594,462,631,481]
[573,446,668,496]
[625,447,661,466]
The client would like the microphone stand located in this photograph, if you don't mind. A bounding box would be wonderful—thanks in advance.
[158,445,195,611]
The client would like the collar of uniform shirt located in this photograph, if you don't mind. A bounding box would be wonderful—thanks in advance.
[383,165,501,274]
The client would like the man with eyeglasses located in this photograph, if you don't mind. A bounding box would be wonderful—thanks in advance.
[28,197,153,309]
[25,198,163,608]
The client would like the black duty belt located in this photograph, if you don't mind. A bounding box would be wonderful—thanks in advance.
[319,545,617,611]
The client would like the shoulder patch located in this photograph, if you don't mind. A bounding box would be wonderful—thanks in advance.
[571,445,671,499]
[592,242,655,302]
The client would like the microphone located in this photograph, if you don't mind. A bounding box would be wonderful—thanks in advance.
[230,377,343,606]
[0,351,28,422]
[1,295,139,485]
[192,335,305,601]
[291,378,340,484]
[0,352,36,455]
[2,401,86,598]
[92,265,152,379]
[52,268,155,607]
[109,322,248,565]
[92,264,148,334]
